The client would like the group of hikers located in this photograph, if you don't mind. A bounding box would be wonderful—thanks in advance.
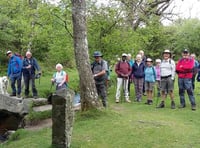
[91,49,199,111]
[6,50,70,99]
[6,49,199,111]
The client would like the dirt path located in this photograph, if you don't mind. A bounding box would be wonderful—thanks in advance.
[25,118,52,131]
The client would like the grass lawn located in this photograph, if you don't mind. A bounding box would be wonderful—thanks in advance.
[1,69,200,148]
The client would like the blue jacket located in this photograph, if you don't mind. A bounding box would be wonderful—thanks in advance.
[22,57,40,76]
[7,55,22,77]
[132,62,145,78]
[145,66,156,82]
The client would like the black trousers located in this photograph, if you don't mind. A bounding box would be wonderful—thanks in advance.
[24,75,38,97]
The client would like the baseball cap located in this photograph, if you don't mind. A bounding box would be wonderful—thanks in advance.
[182,49,189,53]
[122,53,127,57]
[155,59,161,63]
[146,58,153,62]
[6,50,12,56]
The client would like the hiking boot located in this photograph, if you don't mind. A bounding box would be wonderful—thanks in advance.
[126,99,131,103]
[157,101,165,108]
[9,94,16,97]
[143,93,147,96]
[179,104,186,108]
[191,105,196,111]
[145,100,153,105]
[115,99,119,103]
[171,101,175,109]
[17,94,21,98]
[33,96,38,99]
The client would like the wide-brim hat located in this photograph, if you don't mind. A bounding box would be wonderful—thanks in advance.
[163,49,172,56]
[93,51,102,57]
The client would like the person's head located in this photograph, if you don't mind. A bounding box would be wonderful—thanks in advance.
[135,54,142,62]
[155,59,161,66]
[56,63,63,72]
[182,49,190,58]
[146,58,153,66]
[190,53,196,59]
[26,51,32,59]
[139,50,144,57]
[162,49,171,60]
[127,53,132,61]
[121,53,127,61]
[93,51,102,62]
[6,50,12,58]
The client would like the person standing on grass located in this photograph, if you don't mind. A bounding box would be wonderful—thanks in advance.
[7,50,22,98]
[157,49,176,109]
[127,53,134,96]
[91,51,108,107]
[155,59,161,97]
[190,53,199,90]
[176,49,196,111]
[138,50,147,96]
[115,53,132,103]
[132,54,145,102]
[144,58,156,105]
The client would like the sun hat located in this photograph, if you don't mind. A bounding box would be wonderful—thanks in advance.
[93,51,102,57]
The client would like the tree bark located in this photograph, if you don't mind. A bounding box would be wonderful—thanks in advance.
[71,0,102,111]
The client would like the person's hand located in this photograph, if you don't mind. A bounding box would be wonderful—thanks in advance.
[51,78,54,82]
[58,83,62,87]
[26,65,31,69]
[120,73,125,77]
[93,74,97,77]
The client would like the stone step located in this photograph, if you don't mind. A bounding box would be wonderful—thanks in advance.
[31,98,49,107]
[32,104,52,112]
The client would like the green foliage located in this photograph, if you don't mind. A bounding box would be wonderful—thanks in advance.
[169,18,200,58]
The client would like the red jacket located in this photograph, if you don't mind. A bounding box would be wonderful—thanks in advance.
[115,61,132,78]
[176,58,194,78]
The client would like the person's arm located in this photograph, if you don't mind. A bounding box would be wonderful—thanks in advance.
[33,58,41,73]
[171,60,176,80]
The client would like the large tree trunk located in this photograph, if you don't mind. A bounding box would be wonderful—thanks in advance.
[71,0,102,111]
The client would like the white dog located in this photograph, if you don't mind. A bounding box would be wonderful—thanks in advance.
[0,76,9,95]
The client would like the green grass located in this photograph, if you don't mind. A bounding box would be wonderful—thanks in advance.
[1,69,200,148]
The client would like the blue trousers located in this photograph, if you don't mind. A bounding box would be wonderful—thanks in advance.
[10,73,22,95]
[178,78,196,106]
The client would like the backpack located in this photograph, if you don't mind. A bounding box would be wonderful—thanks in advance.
[53,70,69,83]
[91,60,108,82]
[91,60,109,77]
[14,53,24,60]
